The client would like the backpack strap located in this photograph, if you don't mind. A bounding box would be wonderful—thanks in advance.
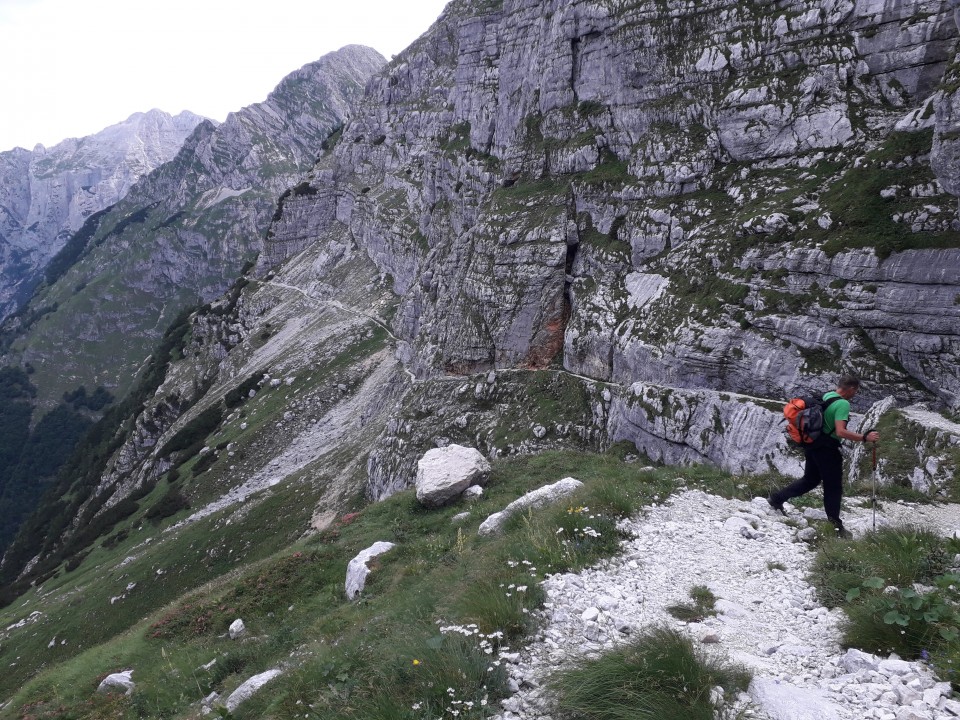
[819,394,843,443]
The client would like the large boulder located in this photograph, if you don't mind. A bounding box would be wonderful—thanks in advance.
[415,445,491,508]
[345,541,396,600]
[478,478,584,536]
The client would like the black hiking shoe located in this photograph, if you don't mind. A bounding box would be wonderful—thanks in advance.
[767,497,787,516]
[829,518,853,540]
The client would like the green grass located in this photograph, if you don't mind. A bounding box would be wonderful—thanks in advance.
[667,584,718,622]
[1,450,783,719]
[851,409,960,502]
[547,625,751,720]
[810,525,960,687]
[810,526,950,607]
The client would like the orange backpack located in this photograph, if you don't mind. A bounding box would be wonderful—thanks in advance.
[783,395,840,446]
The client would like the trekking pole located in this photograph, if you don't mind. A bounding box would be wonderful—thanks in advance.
[871,441,878,531]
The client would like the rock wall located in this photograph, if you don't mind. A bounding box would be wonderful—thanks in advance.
[253,0,960,489]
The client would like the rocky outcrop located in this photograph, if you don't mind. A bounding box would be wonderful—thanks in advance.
[254,0,960,440]
[609,383,804,477]
[850,401,960,495]
[96,670,135,696]
[346,541,396,599]
[225,668,283,712]
[0,110,204,320]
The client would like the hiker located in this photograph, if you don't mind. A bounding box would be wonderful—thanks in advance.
[768,376,879,538]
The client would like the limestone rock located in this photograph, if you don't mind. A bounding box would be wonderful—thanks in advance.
[478,478,584,536]
[225,668,283,712]
[748,677,843,720]
[229,619,246,640]
[345,541,396,599]
[97,670,135,696]
[415,445,491,508]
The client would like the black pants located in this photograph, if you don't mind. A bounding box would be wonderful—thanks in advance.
[772,441,843,520]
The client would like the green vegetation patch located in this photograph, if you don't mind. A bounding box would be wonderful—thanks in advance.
[851,409,960,502]
[547,625,751,720]
[811,527,959,688]
[816,130,960,258]
[667,584,718,622]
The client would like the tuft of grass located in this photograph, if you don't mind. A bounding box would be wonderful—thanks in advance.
[811,525,960,688]
[458,573,546,641]
[810,525,949,607]
[548,625,751,720]
[667,584,718,622]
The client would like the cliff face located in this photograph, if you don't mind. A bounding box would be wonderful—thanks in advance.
[261,0,960,413]
[244,0,960,494]
[2,46,386,407]
[0,110,205,319]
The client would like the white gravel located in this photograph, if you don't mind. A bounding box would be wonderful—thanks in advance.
[490,490,960,720]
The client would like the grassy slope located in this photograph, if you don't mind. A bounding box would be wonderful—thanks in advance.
[0,449,785,720]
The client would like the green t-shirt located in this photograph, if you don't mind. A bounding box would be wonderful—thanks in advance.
[822,391,850,439]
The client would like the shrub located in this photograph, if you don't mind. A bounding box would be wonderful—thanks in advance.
[158,404,224,457]
[548,625,751,720]
[814,526,960,689]
[144,488,189,523]
[843,573,959,662]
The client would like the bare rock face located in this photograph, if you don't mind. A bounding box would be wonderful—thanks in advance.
[238,0,960,500]
[256,0,960,414]
[0,110,205,320]
[415,444,491,508]
[608,383,803,478]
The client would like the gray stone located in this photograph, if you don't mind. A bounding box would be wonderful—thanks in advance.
[345,542,396,600]
[842,648,880,673]
[225,668,284,712]
[228,618,246,640]
[97,670,135,696]
[748,677,843,719]
[478,478,584,536]
[415,445,491,508]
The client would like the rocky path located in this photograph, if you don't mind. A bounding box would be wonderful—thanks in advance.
[491,491,960,720]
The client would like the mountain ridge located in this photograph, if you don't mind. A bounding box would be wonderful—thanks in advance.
[0,109,207,320]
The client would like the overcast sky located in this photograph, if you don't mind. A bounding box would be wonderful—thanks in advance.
[0,0,451,152]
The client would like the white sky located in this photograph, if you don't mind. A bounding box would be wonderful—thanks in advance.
[0,0,451,152]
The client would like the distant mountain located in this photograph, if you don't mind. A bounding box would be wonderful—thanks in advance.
[2,45,386,409]
[0,45,385,558]
[0,110,207,320]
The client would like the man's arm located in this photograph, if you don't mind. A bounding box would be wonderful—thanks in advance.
[835,420,879,443]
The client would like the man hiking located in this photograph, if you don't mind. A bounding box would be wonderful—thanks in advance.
[768,376,879,538]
